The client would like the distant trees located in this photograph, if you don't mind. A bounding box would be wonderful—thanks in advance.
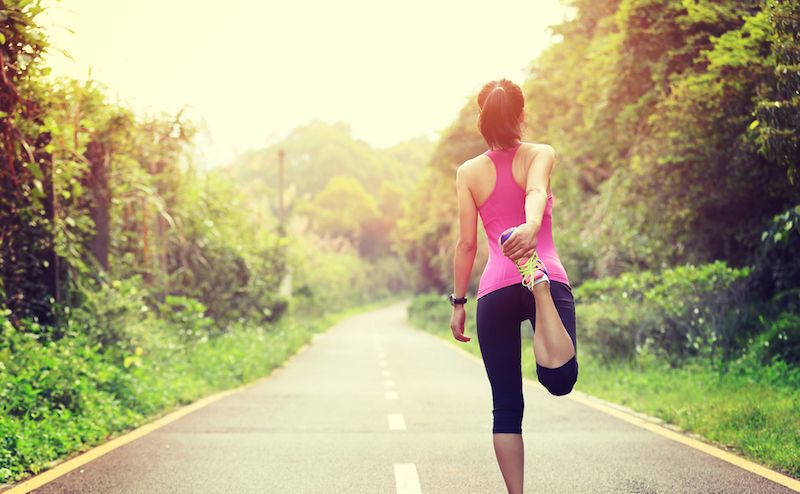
[303,175,379,243]
[225,121,431,200]
[223,121,433,272]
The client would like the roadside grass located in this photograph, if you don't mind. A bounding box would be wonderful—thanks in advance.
[0,294,405,487]
[407,292,800,479]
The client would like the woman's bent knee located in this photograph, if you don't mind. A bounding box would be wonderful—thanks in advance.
[536,356,578,396]
[546,380,576,396]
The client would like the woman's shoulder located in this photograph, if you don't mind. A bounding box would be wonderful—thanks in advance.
[458,150,492,170]
[519,141,556,156]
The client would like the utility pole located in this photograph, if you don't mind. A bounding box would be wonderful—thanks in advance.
[278,148,285,235]
[276,148,292,298]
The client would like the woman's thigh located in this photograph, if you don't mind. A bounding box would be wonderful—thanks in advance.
[476,285,525,401]
[521,280,577,352]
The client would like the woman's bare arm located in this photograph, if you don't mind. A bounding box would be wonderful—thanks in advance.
[453,164,478,299]
[524,144,555,229]
[500,144,555,261]
[450,163,478,343]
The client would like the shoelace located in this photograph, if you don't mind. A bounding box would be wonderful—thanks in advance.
[514,251,548,290]
[498,227,548,290]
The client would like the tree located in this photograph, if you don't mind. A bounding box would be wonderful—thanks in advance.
[306,175,380,243]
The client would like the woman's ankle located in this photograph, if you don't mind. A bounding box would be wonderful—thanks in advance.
[531,280,551,296]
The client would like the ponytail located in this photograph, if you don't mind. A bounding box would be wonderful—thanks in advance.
[477,79,524,150]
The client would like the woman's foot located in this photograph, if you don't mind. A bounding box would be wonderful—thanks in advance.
[499,227,549,290]
[516,252,549,290]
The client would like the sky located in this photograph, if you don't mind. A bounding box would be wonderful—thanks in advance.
[39,0,571,168]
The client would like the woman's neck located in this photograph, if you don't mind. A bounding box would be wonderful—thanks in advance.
[491,139,521,151]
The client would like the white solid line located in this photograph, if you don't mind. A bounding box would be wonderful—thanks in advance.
[394,463,422,494]
[384,390,398,400]
[382,370,392,377]
[387,413,406,431]
[383,380,395,387]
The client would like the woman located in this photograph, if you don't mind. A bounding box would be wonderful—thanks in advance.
[449,78,578,494]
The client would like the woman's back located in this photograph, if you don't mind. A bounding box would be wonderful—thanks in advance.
[475,142,570,299]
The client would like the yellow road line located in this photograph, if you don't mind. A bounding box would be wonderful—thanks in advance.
[3,343,311,494]
[426,330,800,492]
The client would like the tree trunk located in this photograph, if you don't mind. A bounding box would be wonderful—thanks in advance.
[37,131,59,321]
[84,140,110,270]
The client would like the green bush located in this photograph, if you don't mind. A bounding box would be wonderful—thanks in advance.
[575,300,646,362]
[157,295,216,340]
[643,262,752,363]
[750,311,800,368]
[69,277,155,354]
[575,261,752,365]
[752,204,800,312]
[407,292,451,331]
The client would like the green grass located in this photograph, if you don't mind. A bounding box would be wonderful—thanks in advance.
[576,356,800,479]
[407,293,800,479]
[0,295,403,487]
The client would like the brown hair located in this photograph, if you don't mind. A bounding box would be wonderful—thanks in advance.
[477,79,524,150]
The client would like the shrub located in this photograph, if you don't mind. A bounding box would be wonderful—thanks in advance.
[751,204,800,312]
[643,262,752,363]
[69,277,155,354]
[575,261,752,366]
[751,311,800,367]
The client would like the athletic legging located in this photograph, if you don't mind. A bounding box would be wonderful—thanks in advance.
[476,281,578,434]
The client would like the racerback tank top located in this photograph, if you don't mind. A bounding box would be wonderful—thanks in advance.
[476,143,570,299]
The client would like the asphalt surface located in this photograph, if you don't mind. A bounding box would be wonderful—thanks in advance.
[20,300,796,493]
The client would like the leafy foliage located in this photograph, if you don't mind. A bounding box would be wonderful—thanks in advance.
[576,262,754,365]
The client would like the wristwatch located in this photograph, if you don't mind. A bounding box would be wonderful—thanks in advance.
[449,293,468,306]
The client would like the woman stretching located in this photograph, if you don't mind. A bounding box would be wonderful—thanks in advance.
[448,78,578,494]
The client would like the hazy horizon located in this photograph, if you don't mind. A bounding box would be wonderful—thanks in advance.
[40,0,572,168]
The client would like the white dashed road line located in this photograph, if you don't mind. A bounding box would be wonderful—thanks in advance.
[376,339,417,491]
[387,413,406,431]
[394,463,422,494]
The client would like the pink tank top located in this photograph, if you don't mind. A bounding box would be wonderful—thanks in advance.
[476,143,570,299]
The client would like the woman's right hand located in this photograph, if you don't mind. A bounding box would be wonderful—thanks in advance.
[501,221,539,262]
[450,305,471,342]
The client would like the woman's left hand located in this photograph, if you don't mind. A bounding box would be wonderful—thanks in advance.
[501,222,539,262]
[450,305,471,342]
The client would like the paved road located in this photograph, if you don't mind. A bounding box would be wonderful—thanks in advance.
[23,300,796,493]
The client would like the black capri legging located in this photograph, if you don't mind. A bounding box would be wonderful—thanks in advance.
[476,281,578,434]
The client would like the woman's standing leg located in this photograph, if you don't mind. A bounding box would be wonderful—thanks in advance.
[476,285,525,494]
